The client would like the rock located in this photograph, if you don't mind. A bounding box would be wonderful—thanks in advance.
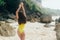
[40,15,52,23]
[55,17,60,23]
[0,21,15,36]
[8,13,16,20]
[44,24,49,27]
[26,15,31,21]
[6,19,15,23]
[55,23,60,40]
[27,12,41,22]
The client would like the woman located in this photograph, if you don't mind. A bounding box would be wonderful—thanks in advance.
[16,2,26,40]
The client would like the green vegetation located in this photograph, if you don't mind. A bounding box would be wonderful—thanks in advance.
[0,0,5,6]
[0,0,60,19]
[41,8,60,16]
[25,0,41,13]
[0,0,42,14]
[0,0,60,15]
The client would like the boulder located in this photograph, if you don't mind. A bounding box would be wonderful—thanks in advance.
[0,21,15,36]
[27,12,41,22]
[55,23,60,40]
[40,15,52,23]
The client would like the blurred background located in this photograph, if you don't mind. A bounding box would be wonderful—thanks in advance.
[0,0,60,22]
[0,0,60,40]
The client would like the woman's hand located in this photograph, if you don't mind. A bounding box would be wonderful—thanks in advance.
[19,4,21,8]
[21,2,24,6]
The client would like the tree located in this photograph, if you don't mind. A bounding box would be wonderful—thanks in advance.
[25,0,41,13]
[0,0,5,6]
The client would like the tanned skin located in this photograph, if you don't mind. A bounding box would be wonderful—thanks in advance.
[16,2,26,40]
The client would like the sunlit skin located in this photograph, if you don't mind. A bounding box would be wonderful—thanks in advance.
[16,2,26,19]
[16,2,26,40]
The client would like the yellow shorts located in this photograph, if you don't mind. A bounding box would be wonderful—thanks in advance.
[18,23,25,33]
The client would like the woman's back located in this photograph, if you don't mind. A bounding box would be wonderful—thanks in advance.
[18,9,26,24]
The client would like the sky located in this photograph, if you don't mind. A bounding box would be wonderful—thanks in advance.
[42,0,60,9]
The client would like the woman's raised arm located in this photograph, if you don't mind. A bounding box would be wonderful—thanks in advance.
[16,4,21,19]
[21,3,26,17]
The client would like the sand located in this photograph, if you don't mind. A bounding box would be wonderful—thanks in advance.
[0,21,57,40]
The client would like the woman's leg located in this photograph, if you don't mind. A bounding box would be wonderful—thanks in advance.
[17,31,25,40]
[17,24,25,40]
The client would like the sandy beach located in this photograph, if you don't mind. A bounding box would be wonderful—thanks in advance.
[0,21,57,40]
[0,16,60,40]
